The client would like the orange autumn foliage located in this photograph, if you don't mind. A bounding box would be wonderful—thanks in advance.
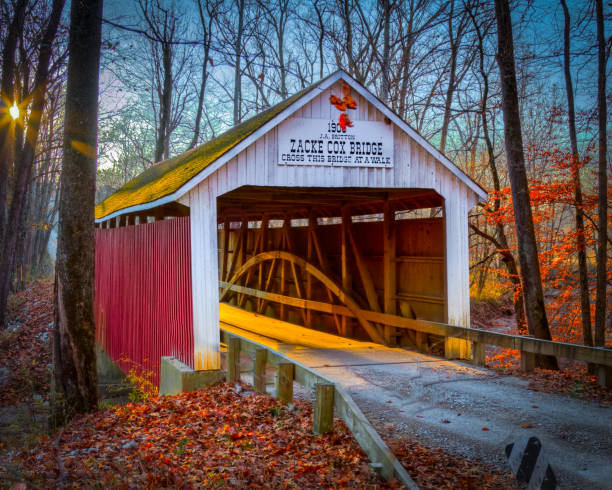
[474,144,611,346]
[5,385,391,488]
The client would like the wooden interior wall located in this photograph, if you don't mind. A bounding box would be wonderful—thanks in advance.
[218,215,445,347]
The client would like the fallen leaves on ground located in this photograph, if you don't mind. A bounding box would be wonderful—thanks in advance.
[2,384,392,489]
[385,437,515,489]
[0,279,53,407]
[486,347,611,403]
[2,281,390,488]
[471,295,611,404]
[4,280,608,488]
[520,366,612,403]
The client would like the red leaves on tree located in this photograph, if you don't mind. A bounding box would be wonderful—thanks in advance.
[473,144,612,349]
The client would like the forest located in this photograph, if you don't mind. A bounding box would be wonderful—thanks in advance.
[0,0,610,487]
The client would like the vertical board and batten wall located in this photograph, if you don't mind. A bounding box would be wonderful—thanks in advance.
[95,217,194,385]
[179,80,480,365]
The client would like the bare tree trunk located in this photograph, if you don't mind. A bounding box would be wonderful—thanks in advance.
[594,0,608,346]
[233,0,245,125]
[467,6,527,332]
[257,0,290,100]
[15,186,32,290]
[277,0,289,99]
[52,0,103,426]
[155,40,173,162]
[0,0,65,330]
[439,0,458,153]
[340,0,356,77]
[0,0,27,265]
[380,0,391,103]
[139,0,182,163]
[560,0,592,349]
[189,0,216,149]
[314,0,325,80]
[494,0,558,369]
[190,58,208,149]
[397,32,412,119]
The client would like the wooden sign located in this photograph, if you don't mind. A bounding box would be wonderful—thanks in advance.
[278,117,393,168]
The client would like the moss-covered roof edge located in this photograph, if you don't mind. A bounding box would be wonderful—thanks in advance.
[95,72,342,222]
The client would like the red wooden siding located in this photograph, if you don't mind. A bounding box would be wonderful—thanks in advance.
[95,217,193,387]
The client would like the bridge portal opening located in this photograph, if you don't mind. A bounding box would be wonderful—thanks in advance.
[217,185,446,350]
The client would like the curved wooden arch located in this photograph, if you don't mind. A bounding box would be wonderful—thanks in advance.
[220,251,385,344]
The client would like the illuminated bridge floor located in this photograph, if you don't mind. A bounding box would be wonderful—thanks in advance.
[219,303,612,489]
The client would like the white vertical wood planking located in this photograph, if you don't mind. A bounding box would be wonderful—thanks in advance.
[189,179,221,370]
[186,80,479,363]
[444,177,470,327]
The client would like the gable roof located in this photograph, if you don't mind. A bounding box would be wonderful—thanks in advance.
[95,70,487,222]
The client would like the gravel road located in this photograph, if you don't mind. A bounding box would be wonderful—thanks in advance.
[222,306,612,490]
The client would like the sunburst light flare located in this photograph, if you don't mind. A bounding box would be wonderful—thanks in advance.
[9,101,19,120]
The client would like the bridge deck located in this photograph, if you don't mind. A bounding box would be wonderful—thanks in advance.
[220,302,381,350]
[219,303,612,490]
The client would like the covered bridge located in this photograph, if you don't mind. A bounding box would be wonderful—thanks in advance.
[94,71,487,384]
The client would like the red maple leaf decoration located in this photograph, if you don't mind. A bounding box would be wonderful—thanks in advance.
[343,95,356,110]
[330,82,357,132]
[338,113,353,131]
[342,81,351,97]
[329,94,346,111]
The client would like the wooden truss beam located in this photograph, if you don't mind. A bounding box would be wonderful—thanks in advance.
[220,251,386,344]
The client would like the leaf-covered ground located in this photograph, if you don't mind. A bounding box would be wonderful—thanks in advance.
[2,385,391,489]
[2,280,609,488]
[1,280,516,490]
[471,296,612,404]
[1,382,521,490]
[485,348,611,404]
[0,280,54,457]
[1,282,393,489]
[386,437,515,489]
[0,279,53,408]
